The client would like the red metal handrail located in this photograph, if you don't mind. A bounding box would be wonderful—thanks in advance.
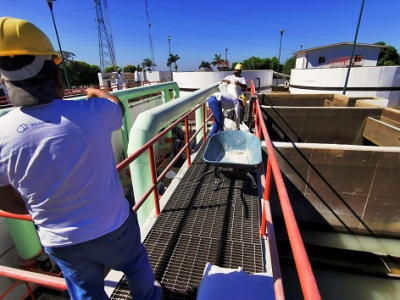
[0,265,67,299]
[254,81,321,300]
[116,99,211,215]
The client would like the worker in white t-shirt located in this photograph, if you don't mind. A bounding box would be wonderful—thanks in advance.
[134,69,141,87]
[221,63,247,98]
[115,68,126,90]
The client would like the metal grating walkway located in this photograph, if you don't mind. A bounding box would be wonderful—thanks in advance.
[111,140,264,300]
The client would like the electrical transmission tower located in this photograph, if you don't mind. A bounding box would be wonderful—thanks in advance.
[145,0,155,70]
[94,0,117,71]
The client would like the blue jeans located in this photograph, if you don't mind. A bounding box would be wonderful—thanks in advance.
[44,210,161,300]
[208,96,224,137]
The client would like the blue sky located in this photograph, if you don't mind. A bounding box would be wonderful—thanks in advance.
[2,0,399,71]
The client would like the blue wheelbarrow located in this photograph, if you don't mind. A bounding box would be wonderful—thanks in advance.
[196,130,262,191]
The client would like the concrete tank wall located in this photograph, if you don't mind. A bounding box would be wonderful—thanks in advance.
[260,93,388,108]
[262,106,383,144]
[269,143,400,238]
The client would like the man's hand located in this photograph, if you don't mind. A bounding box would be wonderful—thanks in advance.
[86,88,125,117]
[86,87,106,98]
[0,185,29,215]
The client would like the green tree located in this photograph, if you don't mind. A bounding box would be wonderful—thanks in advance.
[57,50,76,64]
[374,42,400,66]
[270,56,281,72]
[123,65,137,73]
[67,61,100,87]
[142,58,157,71]
[167,54,180,71]
[90,64,101,84]
[242,56,272,70]
[243,56,261,70]
[199,61,212,69]
[282,56,296,75]
[260,58,272,69]
[104,65,119,73]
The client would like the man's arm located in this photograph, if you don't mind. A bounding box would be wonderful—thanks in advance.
[221,75,231,84]
[235,78,248,89]
[0,185,28,215]
[86,88,125,117]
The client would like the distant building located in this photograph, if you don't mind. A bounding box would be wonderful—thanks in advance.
[293,42,385,69]
[289,42,400,106]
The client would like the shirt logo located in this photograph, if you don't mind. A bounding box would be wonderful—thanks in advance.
[17,124,29,133]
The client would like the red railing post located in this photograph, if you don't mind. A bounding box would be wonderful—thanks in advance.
[184,117,191,167]
[202,103,206,141]
[24,281,35,300]
[260,159,272,236]
[148,146,160,216]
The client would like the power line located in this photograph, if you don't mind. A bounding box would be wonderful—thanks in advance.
[29,7,95,19]
[145,1,335,43]
[110,10,297,52]
[113,29,248,59]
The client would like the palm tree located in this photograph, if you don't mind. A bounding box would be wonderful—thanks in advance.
[167,54,180,71]
[199,61,212,69]
[212,54,225,68]
[141,58,157,71]
[57,50,76,65]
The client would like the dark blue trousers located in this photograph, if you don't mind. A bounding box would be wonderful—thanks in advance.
[208,96,224,137]
[44,210,161,300]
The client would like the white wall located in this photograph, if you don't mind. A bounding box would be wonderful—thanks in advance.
[174,70,273,91]
[290,66,400,106]
[145,71,172,83]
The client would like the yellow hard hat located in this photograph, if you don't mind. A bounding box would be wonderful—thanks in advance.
[0,17,62,65]
[238,94,247,106]
[234,63,243,70]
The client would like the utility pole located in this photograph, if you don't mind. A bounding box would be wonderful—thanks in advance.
[343,0,365,95]
[46,0,70,89]
[168,36,173,81]
[275,30,284,93]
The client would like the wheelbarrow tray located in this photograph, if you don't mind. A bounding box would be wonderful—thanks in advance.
[203,131,262,169]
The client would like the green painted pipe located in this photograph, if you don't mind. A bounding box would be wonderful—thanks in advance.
[195,106,205,144]
[128,83,219,225]
[5,218,42,260]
